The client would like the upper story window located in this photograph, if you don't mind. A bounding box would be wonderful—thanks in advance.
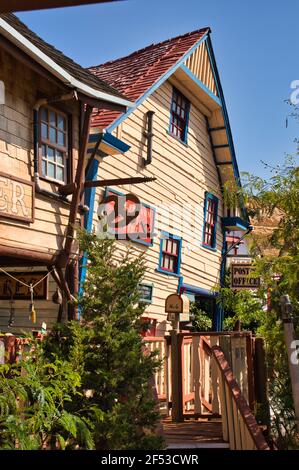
[158,232,182,276]
[202,193,218,250]
[39,107,68,183]
[169,87,190,143]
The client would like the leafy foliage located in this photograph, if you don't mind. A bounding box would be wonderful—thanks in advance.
[45,232,164,450]
[190,303,212,331]
[0,338,93,450]
[0,233,163,450]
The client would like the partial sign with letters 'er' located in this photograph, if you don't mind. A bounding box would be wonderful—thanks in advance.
[0,172,34,223]
[231,264,260,289]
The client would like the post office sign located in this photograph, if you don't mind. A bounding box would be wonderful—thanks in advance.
[0,172,34,223]
[231,264,260,289]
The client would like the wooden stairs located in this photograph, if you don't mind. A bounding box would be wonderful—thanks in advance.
[162,417,229,449]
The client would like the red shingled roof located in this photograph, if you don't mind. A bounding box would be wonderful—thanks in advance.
[88,28,210,129]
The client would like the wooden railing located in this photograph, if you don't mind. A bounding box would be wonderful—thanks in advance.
[145,336,168,401]
[212,345,269,450]
[178,332,255,417]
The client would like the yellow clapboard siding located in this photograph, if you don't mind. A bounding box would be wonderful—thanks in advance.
[92,79,223,329]
[185,42,218,96]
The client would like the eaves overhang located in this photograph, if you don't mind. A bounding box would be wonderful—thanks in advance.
[0,17,133,109]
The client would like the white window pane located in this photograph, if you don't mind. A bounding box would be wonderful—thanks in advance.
[42,160,46,176]
[49,111,56,127]
[47,147,55,161]
[41,108,47,122]
[56,150,63,165]
[41,123,48,140]
[57,114,66,130]
[49,127,56,144]
[48,163,55,179]
[169,258,174,271]
[173,241,178,255]
[58,131,65,147]
[56,166,64,182]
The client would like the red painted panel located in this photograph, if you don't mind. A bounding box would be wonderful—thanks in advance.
[101,190,155,245]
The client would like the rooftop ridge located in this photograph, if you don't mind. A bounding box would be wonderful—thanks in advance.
[89,27,210,70]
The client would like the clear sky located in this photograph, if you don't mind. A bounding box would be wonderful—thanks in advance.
[18,0,299,177]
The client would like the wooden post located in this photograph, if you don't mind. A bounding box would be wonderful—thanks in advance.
[210,335,220,414]
[64,104,93,259]
[246,334,255,411]
[171,330,183,422]
[193,335,202,414]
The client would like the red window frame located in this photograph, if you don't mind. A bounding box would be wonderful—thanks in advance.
[161,237,180,273]
[203,195,218,248]
[170,88,190,142]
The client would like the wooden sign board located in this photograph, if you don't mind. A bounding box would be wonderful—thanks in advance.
[100,188,155,246]
[0,271,48,300]
[231,264,260,289]
[0,172,34,223]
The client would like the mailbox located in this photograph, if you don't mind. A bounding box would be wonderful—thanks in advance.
[165,293,190,323]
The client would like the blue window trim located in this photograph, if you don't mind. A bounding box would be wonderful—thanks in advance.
[202,192,219,251]
[157,231,182,277]
[102,187,156,247]
[138,282,154,304]
[168,86,190,145]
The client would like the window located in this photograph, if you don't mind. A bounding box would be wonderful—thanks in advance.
[39,107,68,183]
[137,283,154,304]
[169,87,190,143]
[158,232,182,275]
[202,193,218,249]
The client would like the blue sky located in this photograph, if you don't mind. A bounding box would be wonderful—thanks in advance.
[18,0,298,177]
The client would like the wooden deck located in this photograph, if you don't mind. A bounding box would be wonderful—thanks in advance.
[162,417,230,449]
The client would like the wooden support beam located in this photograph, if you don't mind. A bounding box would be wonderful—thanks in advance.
[216,161,233,166]
[64,105,93,259]
[208,126,226,132]
[48,266,63,292]
[84,176,156,188]
[85,134,103,177]
[0,244,56,265]
[56,266,73,303]
[213,144,230,149]
[58,182,77,196]
[77,93,127,113]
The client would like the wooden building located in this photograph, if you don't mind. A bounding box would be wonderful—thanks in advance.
[84,29,250,334]
[0,1,119,13]
[0,13,132,334]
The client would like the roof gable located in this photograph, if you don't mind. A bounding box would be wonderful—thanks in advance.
[88,28,210,129]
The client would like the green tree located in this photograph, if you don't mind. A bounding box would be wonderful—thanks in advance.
[0,337,93,450]
[220,158,299,448]
[46,232,163,450]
